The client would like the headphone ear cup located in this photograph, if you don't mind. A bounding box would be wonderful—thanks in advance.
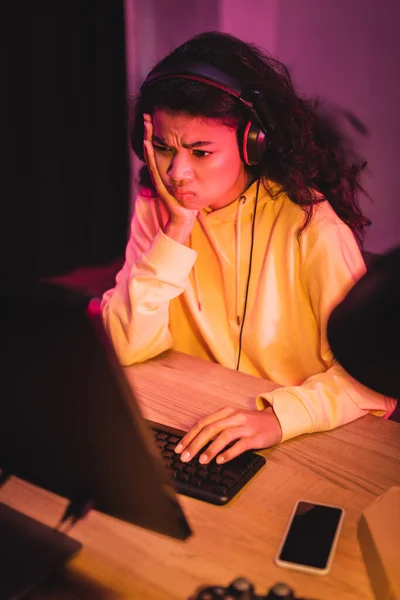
[239,121,267,166]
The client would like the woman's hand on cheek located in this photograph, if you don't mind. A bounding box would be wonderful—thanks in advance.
[143,114,198,245]
[174,406,282,465]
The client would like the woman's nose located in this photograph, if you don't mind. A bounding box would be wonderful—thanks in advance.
[167,153,193,183]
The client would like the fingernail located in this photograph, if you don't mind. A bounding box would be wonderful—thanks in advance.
[143,113,150,121]
[216,455,225,464]
[174,443,183,453]
[181,451,190,462]
[199,454,208,464]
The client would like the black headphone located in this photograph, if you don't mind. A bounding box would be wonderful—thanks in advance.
[140,61,275,166]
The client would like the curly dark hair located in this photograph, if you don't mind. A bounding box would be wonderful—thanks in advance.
[130,31,371,245]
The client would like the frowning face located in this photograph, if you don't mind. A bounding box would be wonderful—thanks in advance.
[151,109,249,210]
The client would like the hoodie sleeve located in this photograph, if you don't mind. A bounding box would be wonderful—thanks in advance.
[256,223,396,441]
[101,193,197,365]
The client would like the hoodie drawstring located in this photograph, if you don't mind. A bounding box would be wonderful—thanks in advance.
[191,181,260,329]
[235,196,246,325]
[189,233,202,311]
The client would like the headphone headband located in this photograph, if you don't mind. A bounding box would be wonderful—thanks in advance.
[141,61,243,97]
[140,61,269,130]
[140,60,273,165]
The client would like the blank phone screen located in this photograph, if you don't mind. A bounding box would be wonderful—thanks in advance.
[278,502,343,569]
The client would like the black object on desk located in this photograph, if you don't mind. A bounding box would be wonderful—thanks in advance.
[0,280,191,540]
[0,281,192,599]
[190,577,314,599]
[328,245,400,400]
[0,502,81,600]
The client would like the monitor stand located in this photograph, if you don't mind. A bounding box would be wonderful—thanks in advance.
[0,502,82,600]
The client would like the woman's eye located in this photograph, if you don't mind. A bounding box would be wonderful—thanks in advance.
[153,144,172,153]
[192,150,211,158]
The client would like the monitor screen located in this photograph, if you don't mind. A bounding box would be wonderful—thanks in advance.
[0,280,191,540]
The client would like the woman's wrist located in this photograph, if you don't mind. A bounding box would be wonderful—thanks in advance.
[165,218,196,245]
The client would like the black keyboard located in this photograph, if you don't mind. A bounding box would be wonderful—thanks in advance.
[147,421,266,505]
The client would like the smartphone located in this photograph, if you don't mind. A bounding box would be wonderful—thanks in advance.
[275,500,344,575]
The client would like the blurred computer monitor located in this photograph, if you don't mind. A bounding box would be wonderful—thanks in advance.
[0,280,191,540]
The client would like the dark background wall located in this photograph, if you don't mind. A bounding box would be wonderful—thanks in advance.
[2,0,130,279]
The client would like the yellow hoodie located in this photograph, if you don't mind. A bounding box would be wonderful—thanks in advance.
[101,180,395,442]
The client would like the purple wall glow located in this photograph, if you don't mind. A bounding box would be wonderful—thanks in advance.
[220,0,400,253]
[126,0,400,253]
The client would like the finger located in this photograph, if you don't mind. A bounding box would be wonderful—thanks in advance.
[142,148,157,192]
[215,437,258,464]
[142,138,155,167]
[142,113,162,191]
[143,114,157,168]
[142,138,173,201]
[143,139,167,193]
[198,425,250,464]
[178,411,246,463]
[175,406,237,454]
[143,113,153,142]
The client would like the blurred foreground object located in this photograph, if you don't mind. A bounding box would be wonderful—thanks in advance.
[358,487,400,600]
[328,245,400,399]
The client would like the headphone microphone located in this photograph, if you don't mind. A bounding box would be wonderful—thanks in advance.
[140,61,274,166]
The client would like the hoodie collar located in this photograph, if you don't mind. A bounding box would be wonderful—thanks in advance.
[200,178,270,223]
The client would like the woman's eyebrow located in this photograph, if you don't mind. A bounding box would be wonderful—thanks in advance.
[184,140,214,149]
[152,135,214,149]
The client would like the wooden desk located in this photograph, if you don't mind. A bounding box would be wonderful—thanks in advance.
[1,351,399,600]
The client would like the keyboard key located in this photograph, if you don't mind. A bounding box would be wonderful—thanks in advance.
[175,472,191,483]
[220,469,241,481]
[191,477,203,487]
[197,468,209,478]
[210,464,222,474]
[171,462,185,471]
[166,443,178,451]
[221,477,236,487]
[184,465,196,475]
[156,439,168,449]
[214,486,229,496]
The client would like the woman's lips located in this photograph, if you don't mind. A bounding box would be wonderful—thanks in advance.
[171,189,195,200]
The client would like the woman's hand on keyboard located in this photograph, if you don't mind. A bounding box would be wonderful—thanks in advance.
[173,406,282,464]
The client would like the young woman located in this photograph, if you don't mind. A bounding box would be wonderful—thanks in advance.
[101,32,395,465]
